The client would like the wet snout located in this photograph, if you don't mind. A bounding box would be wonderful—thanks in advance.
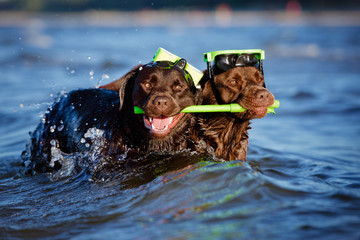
[150,95,177,116]
[153,96,169,111]
[254,88,275,107]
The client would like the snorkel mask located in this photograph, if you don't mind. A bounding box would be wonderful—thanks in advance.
[148,47,204,92]
[204,49,265,81]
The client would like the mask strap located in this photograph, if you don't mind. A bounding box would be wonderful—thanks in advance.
[259,59,266,87]
[207,61,224,104]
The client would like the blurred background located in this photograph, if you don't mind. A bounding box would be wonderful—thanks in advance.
[1,0,360,11]
[1,1,360,240]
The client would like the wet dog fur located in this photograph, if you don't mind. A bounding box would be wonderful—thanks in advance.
[22,64,198,174]
[193,66,275,161]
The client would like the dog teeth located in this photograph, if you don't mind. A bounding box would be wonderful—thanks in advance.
[151,124,169,131]
[144,115,176,132]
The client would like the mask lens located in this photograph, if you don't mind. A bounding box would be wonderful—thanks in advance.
[214,53,261,74]
[235,54,259,67]
[214,54,237,73]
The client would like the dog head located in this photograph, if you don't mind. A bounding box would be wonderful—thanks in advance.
[201,66,274,119]
[132,60,196,138]
[102,60,197,139]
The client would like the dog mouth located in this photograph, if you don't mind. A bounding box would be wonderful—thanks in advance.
[143,113,185,137]
[247,107,268,118]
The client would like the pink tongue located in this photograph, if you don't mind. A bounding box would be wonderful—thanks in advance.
[152,116,171,130]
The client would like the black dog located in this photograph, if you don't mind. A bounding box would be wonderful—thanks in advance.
[22,59,198,175]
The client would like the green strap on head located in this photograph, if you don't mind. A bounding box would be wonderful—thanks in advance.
[134,100,280,114]
[153,47,204,86]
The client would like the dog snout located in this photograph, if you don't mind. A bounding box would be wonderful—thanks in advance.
[153,96,170,111]
[254,89,275,107]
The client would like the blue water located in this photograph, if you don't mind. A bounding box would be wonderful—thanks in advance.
[1,12,360,239]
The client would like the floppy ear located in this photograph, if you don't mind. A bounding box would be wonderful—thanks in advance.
[199,69,209,89]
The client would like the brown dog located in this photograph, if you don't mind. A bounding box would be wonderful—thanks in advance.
[22,60,198,174]
[194,66,275,161]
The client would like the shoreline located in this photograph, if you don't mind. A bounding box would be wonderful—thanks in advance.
[1,10,360,27]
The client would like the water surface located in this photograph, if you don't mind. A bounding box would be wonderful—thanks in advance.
[1,12,360,240]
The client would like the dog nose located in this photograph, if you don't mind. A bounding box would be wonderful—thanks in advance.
[153,96,170,111]
[254,89,274,106]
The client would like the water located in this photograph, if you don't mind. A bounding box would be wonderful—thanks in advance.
[1,12,360,239]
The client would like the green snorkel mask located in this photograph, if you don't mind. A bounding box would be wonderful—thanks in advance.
[204,49,265,80]
[149,47,204,91]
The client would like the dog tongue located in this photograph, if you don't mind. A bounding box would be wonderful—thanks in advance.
[152,116,172,130]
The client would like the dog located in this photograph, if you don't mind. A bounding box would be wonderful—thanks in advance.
[194,66,275,161]
[22,59,199,174]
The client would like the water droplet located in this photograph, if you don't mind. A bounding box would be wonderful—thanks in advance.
[80,138,86,143]
[85,143,90,148]
[19,104,24,108]
[101,73,109,80]
[50,125,56,132]
[87,56,92,60]
[70,70,76,74]
[50,139,57,146]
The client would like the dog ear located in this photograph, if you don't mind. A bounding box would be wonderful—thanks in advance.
[199,69,209,89]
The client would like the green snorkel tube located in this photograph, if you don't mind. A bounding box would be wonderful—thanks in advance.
[133,48,279,114]
[134,101,279,114]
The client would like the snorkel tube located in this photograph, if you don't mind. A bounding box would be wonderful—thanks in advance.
[134,100,279,114]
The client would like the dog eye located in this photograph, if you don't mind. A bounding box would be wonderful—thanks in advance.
[144,82,152,88]
[174,84,182,90]
[229,79,237,86]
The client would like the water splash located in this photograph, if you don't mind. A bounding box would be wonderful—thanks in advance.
[46,127,112,181]
[95,73,110,88]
